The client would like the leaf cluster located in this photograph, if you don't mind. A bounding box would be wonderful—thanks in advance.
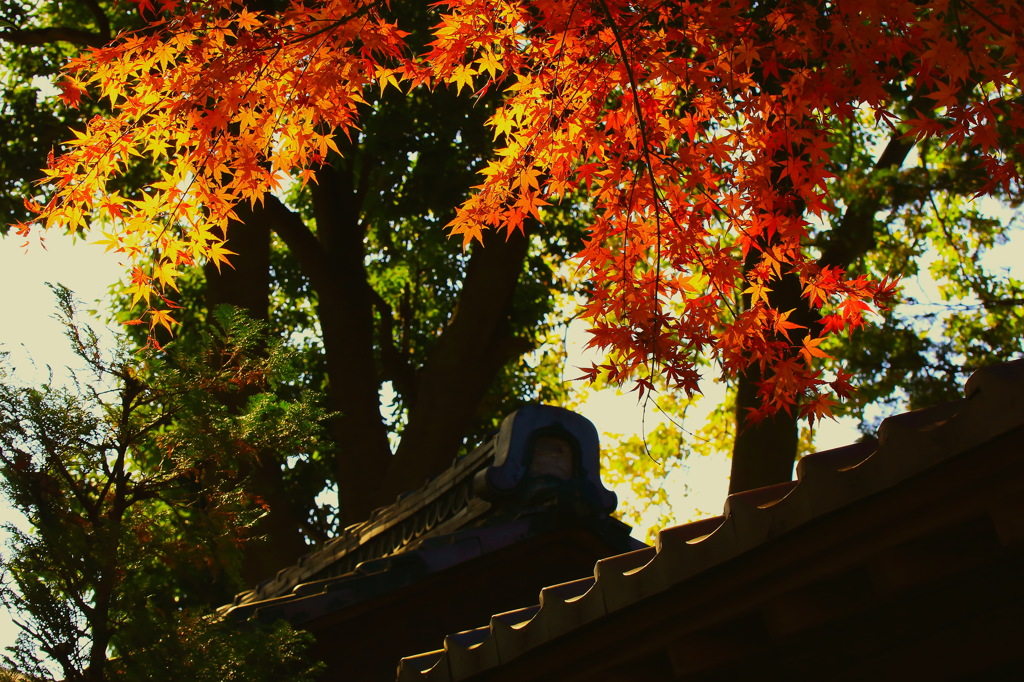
[25,0,1024,425]
[0,0,142,230]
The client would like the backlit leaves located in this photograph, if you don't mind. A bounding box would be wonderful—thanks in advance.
[23,0,1024,419]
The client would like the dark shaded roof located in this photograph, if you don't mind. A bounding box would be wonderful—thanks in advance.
[220,405,626,618]
[217,405,649,680]
[397,359,1024,680]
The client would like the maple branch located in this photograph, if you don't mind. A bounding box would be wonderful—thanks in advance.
[959,0,1012,35]
[369,287,418,402]
[594,0,666,367]
[80,0,111,42]
[0,26,109,48]
[281,0,390,46]
[980,297,1024,309]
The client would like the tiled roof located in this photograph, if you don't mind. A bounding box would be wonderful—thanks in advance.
[397,359,1024,680]
[218,404,639,624]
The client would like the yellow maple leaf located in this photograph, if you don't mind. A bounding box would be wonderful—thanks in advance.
[205,240,237,272]
[448,64,477,95]
[149,308,177,334]
[475,51,502,80]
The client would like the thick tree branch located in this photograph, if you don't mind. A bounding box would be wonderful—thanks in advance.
[80,0,111,41]
[1,27,108,48]
[259,194,331,288]
[369,287,419,401]
[818,132,917,269]
[383,227,531,498]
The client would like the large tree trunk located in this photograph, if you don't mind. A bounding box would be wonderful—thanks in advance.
[262,175,395,526]
[726,2,921,494]
[306,165,395,524]
[730,270,808,494]
[271,149,534,523]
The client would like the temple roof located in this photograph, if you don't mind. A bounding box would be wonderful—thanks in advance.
[396,359,1024,680]
[218,404,643,663]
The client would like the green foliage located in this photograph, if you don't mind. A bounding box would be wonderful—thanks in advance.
[821,109,1024,430]
[0,287,324,680]
[0,0,139,230]
[109,615,322,682]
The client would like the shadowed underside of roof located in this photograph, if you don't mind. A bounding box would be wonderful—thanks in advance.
[398,359,1024,681]
[217,405,647,680]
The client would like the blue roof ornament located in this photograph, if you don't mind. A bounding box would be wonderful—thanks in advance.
[474,404,617,513]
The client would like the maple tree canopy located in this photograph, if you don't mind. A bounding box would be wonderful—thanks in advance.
[21,0,1023,422]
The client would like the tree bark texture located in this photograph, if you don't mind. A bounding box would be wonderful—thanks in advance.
[269,158,533,524]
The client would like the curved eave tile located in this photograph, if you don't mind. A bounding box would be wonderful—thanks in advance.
[397,650,448,681]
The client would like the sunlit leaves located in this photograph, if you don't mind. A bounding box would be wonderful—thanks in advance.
[418,0,1024,421]
[24,0,1024,418]
[25,0,408,335]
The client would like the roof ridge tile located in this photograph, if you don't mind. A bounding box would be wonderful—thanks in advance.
[488,605,541,663]
[445,625,500,678]
[595,546,658,612]
[396,650,447,681]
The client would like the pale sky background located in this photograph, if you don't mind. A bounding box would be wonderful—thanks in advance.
[0,230,124,655]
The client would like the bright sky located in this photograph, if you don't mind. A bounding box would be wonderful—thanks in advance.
[0,229,126,655]
[1,230,124,383]
[564,315,861,527]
